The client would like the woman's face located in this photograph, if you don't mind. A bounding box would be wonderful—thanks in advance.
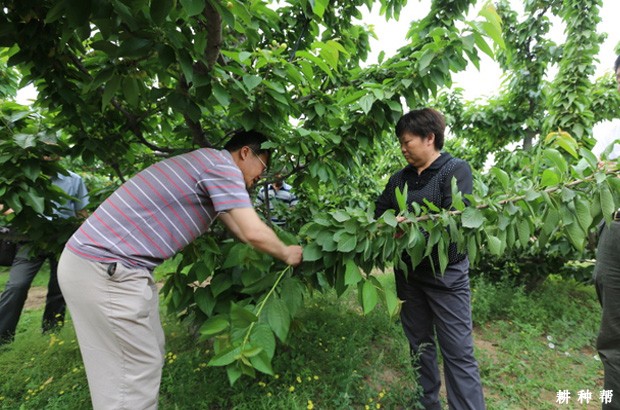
[398,131,436,168]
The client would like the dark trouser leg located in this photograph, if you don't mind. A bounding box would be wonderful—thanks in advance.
[0,245,45,343]
[594,221,620,410]
[426,259,485,410]
[42,255,65,332]
[395,268,442,410]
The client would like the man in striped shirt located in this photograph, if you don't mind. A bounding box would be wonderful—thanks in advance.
[58,130,303,410]
[255,175,299,227]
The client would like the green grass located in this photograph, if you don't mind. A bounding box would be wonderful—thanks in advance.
[0,272,604,409]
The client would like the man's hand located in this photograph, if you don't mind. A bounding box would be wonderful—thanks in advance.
[284,245,303,266]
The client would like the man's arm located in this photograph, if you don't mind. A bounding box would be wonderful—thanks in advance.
[219,207,302,266]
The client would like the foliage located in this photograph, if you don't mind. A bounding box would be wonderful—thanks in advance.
[436,0,619,169]
[0,0,618,383]
[0,49,20,99]
[0,102,87,252]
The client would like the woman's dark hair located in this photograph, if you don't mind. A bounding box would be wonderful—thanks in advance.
[615,54,620,72]
[223,130,269,155]
[395,108,446,150]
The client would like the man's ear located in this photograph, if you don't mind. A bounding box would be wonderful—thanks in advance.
[239,146,251,160]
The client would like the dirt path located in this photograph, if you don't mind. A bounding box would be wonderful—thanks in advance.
[24,286,48,310]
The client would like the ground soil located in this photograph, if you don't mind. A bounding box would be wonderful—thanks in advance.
[24,286,48,310]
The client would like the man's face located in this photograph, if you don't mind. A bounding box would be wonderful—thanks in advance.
[241,147,268,188]
[616,66,620,93]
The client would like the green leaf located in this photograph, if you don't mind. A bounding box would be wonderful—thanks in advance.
[382,211,398,227]
[574,197,593,232]
[209,345,242,367]
[337,232,357,253]
[472,31,494,59]
[266,298,290,342]
[543,148,568,175]
[180,0,205,16]
[565,221,585,251]
[102,75,121,111]
[467,236,478,263]
[310,0,328,18]
[478,3,505,49]
[302,242,322,262]
[361,280,378,315]
[384,285,400,318]
[516,220,530,248]
[24,189,45,214]
[395,183,408,213]
[45,1,67,23]
[226,364,242,385]
[250,324,276,359]
[150,0,174,24]
[540,169,560,187]
[230,302,258,328]
[243,74,262,91]
[21,163,40,182]
[296,51,332,78]
[461,208,484,229]
[418,51,435,74]
[358,94,375,114]
[212,83,231,106]
[486,234,502,256]
[211,274,232,297]
[600,184,615,220]
[122,77,140,107]
[542,209,560,235]
[280,278,304,317]
[344,259,363,286]
[318,42,339,69]
[194,287,215,315]
[13,133,36,149]
[331,210,350,222]
[549,131,579,159]
[199,315,229,337]
[249,351,274,375]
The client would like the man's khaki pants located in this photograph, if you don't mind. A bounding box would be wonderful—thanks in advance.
[58,249,165,410]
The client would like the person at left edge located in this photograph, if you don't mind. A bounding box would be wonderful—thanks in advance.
[0,169,89,345]
[57,130,303,410]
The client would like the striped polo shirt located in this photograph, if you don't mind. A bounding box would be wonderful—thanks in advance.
[255,182,298,226]
[66,148,251,269]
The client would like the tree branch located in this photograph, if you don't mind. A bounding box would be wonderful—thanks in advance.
[204,1,222,69]
[411,168,620,222]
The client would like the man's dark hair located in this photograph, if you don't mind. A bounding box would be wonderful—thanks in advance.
[615,54,620,72]
[224,130,269,155]
[395,108,446,150]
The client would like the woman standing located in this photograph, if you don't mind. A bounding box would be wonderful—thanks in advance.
[375,108,485,409]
